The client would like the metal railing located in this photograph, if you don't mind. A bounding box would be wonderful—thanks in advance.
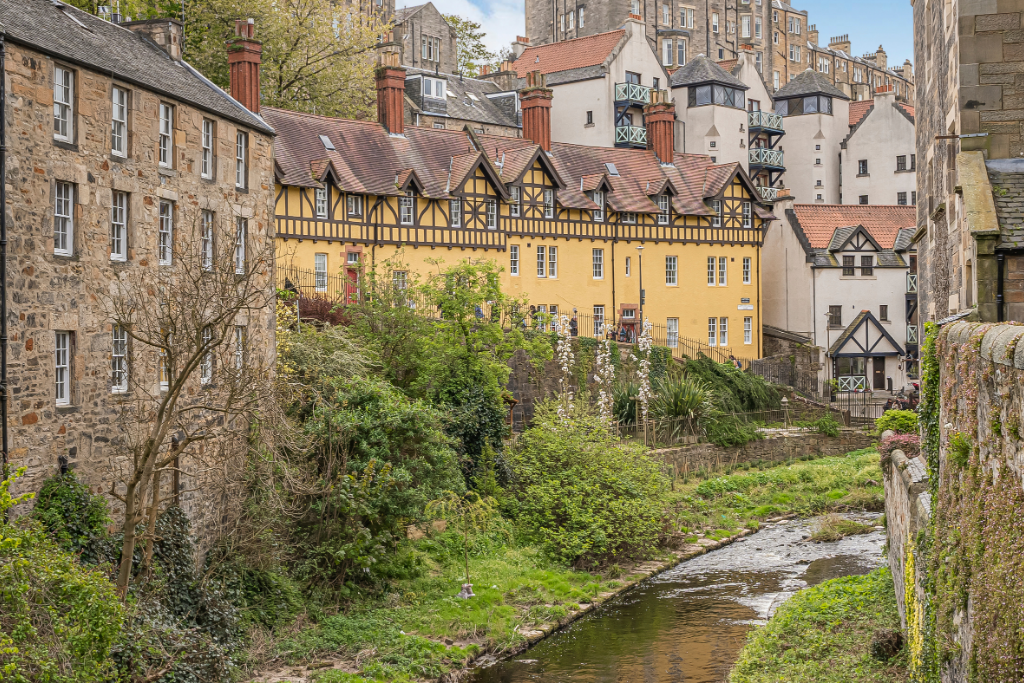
[748,110,784,132]
[749,147,784,168]
[615,125,648,146]
[837,375,868,392]
[907,325,919,345]
[614,82,651,105]
[757,186,782,202]
[907,273,918,293]
[278,264,352,302]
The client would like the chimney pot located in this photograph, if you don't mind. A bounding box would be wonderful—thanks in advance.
[226,18,262,113]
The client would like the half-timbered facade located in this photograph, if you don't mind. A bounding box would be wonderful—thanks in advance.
[266,63,775,356]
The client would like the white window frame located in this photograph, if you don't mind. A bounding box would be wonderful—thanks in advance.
[112,325,128,393]
[707,256,716,286]
[510,186,521,217]
[315,253,328,292]
[450,198,461,227]
[201,210,214,271]
[111,86,127,156]
[510,245,519,275]
[744,316,753,344]
[593,306,605,336]
[712,12,719,32]
[592,248,604,279]
[392,270,408,291]
[625,256,631,277]
[678,40,687,66]
[755,16,762,38]
[579,7,585,27]
[658,194,670,224]
[234,218,247,275]
[719,256,727,286]
[663,39,673,65]
[743,201,752,229]
[708,317,717,346]
[54,66,74,142]
[234,326,246,370]
[159,103,173,167]
[569,9,575,29]
[712,200,722,227]
[621,212,637,224]
[741,15,750,37]
[548,245,558,277]
[719,317,729,346]
[347,194,363,216]
[235,131,248,189]
[743,257,751,284]
[486,199,497,229]
[111,190,127,262]
[536,245,547,277]
[400,192,414,225]
[200,326,213,385]
[201,119,214,179]
[593,190,605,222]
[666,255,678,285]
[544,189,555,218]
[667,318,679,348]
[315,186,329,218]
[159,200,173,265]
[54,181,73,256]
[55,331,70,405]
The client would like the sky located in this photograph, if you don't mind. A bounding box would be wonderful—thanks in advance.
[417,0,915,68]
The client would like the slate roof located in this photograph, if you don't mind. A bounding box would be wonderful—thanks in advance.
[774,68,849,100]
[393,4,427,22]
[787,204,916,249]
[771,0,807,15]
[265,106,768,220]
[404,68,521,130]
[513,30,625,77]
[670,54,748,89]
[0,0,273,135]
[987,169,1024,249]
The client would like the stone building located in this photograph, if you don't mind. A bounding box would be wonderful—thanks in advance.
[912,0,1024,323]
[0,0,276,512]
[392,2,458,75]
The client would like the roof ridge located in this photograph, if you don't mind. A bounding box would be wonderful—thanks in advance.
[524,27,626,48]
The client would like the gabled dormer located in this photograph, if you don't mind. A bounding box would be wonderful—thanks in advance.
[670,55,750,110]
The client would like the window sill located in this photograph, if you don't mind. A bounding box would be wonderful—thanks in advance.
[584,123,595,128]
[110,152,128,163]
[856,173,870,178]
[53,139,78,152]
[840,276,877,280]
[56,404,80,414]
[235,187,249,194]
[158,166,176,177]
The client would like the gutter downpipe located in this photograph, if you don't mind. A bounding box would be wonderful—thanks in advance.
[0,34,10,513]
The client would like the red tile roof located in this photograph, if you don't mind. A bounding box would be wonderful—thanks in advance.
[790,204,917,249]
[717,59,738,73]
[513,30,625,77]
[898,102,915,120]
[849,100,872,127]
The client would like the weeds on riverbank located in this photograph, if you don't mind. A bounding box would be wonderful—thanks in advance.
[729,567,907,683]
[808,513,877,542]
[666,449,884,539]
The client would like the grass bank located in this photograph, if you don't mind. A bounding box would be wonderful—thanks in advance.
[248,448,885,682]
[729,567,908,683]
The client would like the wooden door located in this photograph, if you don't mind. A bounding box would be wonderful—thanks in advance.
[873,357,886,390]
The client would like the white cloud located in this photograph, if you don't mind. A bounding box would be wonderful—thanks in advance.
[416,0,524,56]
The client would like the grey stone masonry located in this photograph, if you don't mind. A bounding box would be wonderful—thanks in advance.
[1,27,276,528]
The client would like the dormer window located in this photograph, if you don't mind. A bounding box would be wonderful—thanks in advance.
[657,194,670,225]
[400,191,415,225]
[688,84,745,109]
[592,190,605,222]
[775,95,833,116]
[422,77,446,100]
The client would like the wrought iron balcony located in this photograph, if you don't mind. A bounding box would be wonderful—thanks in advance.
[748,110,784,133]
[615,125,647,148]
[907,325,919,345]
[614,82,651,106]
[749,147,784,169]
[907,273,918,293]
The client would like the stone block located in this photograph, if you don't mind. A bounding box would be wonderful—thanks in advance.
[1005,28,1024,42]
[962,110,983,133]
[963,84,1005,109]
[982,107,1024,120]
[980,61,1024,73]
[980,72,1015,84]
[965,0,1000,15]
[964,63,983,86]
[963,36,1006,63]
[997,0,1024,12]
[1006,41,1024,60]
[976,12,1021,31]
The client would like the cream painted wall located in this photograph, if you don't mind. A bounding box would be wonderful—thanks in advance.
[761,198,814,337]
[780,97,850,203]
[839,91,916,206]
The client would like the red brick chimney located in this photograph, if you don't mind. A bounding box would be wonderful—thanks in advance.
[875,83,895,94]
[644,90,676,165]
[520,71,553,151]
[376,52,406,136]
[479,64,491,76]
[227,19,261,114]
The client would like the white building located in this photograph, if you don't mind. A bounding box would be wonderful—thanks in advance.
[762,200,920,392]
[839,85,916,206]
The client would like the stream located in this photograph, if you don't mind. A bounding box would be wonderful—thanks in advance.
[470,515,885,683]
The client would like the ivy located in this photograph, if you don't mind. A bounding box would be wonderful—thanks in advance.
[30,471,114,566]
[918,322,941,487]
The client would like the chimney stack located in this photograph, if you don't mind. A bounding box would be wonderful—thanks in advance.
[124,19,183,61]
[376,52,407,136]
[520,71,553,151]
[479,64,491,76]
[644,90,675,165]
[226,19,262,114]
[512,36,530,58]
[807,23,819,46]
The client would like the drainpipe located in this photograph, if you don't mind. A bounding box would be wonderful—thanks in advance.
[0,34,9,507]
[997,251,1005,322]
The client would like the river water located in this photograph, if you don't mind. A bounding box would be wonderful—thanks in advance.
[470,516,885,683]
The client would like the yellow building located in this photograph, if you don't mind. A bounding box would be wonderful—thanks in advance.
[265,64,775,358]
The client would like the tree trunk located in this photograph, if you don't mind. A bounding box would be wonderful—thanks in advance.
[116,479,138,595]
[142,468,162,577]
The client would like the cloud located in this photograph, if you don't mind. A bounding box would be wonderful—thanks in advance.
[420,0,524,56]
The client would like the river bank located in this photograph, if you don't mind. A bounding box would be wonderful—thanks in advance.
[247,448,884,683]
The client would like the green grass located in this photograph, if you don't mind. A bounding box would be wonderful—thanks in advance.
[729,568,907,683]
[666,449,884,537]
[808,514,876,542]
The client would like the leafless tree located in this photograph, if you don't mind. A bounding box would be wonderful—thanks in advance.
[104,200,275,594]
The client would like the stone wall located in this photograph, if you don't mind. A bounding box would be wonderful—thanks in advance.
[654,428,875,473]
[3,40,276,541]
[884,321,1024,682]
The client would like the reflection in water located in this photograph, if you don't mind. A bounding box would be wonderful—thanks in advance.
[471,516,884,683]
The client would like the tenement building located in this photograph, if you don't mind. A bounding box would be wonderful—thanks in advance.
[0,0,276,504]
[270,54,775,358]
[913,0,1024,323]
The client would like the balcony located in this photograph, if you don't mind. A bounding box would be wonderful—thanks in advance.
[757,186,790,202]
[907,325,919,345]
[748,110,784,133]
[615,125,647,149]
[749,147,784,169]
[614,82,651,106]
[907,273,918,293]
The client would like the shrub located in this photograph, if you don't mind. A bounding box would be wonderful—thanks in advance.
[682,355,780,413]
[30,470,114,566]
[812,412,842,438]
[612,382,640,425]
[875,409,918,435]
[878,433,921,464]
[508,402,668,566]
[706,415,763,447]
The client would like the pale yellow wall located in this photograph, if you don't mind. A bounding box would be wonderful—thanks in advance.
[275,162,766,357]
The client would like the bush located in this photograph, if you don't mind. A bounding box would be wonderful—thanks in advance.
[706,415,763,447]
[812,412,842,438]
[1,468,125,682]
[683,355,780,414]
[875,409,918,435]
[30,470,114,566]
[508,403,668,566]
[878,433,920,464]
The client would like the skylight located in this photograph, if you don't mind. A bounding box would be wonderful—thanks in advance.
[319,134,335,150]
[605,162,620,176]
